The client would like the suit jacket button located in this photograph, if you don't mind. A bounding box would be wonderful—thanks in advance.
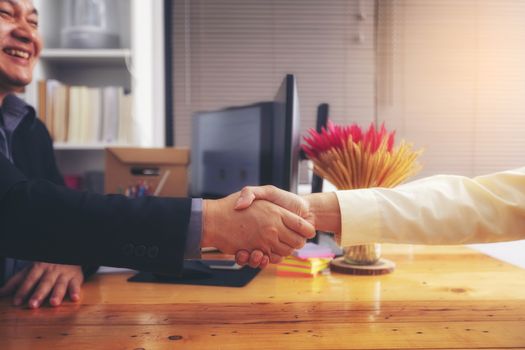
[148,246,159,258]
[135,245,147,257]
[123,243,134,256]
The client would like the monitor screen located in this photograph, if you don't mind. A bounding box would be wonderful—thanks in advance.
[190,74,300,198]
[272,74,300,194]
[190,103,274,198]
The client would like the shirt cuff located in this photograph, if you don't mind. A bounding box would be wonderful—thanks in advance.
[335,189,382,247]
[184,198,203,259]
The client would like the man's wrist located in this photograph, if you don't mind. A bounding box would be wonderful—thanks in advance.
[201,199,215,247]
[184,199,204,259]
[201,200,211,247]
[305,192,341,238]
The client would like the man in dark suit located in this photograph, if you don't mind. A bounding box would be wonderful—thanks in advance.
[0,0,90,309]
[0,0,314,308]
[0,93,95,309]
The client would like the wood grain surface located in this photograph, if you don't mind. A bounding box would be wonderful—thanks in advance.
[1,245,524,349]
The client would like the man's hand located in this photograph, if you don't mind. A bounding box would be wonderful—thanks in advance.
[234,185,315,225]
[233,186,315,267]
[232,186,341,268]
[202,190,316,263]
[235,249,270,269]
[0,262,84,309]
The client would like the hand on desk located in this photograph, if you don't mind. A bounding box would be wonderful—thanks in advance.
[202,190,316,264]
[232,186,341,268]
[0,262,83,309]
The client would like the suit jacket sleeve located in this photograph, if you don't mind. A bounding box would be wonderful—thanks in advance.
[37,119,100,277]
[39,120,66,187]
[335,167,525,246]
[0,154,192,274]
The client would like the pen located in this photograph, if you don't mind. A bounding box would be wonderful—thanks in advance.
[154,170,171,196]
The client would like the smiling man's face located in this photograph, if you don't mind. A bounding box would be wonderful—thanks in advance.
[0,0,41,93]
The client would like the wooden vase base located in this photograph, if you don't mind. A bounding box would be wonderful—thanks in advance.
[330,257,396,275]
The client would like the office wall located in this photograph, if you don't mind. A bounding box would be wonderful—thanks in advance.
[170,0,525,179]
[377,0,525,178]
[170,0,377,151]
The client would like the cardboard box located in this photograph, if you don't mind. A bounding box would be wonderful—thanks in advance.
[105,147,189,197]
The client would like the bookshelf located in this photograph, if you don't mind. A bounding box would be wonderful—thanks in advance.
[39,49,132,65]
[53,142,133,151]
[24,0,166,181]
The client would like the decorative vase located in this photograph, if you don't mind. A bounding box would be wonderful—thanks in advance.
[302,122,423,271]
[344,243,381,265]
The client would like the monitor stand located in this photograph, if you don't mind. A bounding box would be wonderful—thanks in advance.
[127,260,260,287]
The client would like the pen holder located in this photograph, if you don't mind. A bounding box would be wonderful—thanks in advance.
[339,181,383,267]
[344,243,381,265]
[302,121,423,274]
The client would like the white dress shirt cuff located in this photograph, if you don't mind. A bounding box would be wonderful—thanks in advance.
[335,189,382,246]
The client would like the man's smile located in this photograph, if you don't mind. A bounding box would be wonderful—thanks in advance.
[3,46,31,60]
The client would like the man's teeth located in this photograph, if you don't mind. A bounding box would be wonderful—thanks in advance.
[5,49,30,59]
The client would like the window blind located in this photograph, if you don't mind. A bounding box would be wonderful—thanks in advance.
[377,0,525,177]
[170,0,377,158]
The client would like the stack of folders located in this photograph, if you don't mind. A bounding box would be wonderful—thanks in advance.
[277,243,335,277]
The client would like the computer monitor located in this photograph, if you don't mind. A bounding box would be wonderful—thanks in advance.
[311,103,329,194]
[273,74,300,194]
[190,74,300,198]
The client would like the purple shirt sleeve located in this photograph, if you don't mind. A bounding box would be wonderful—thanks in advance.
[184,198,203,259]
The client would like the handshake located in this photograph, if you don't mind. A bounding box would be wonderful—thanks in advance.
[201,186,341,269]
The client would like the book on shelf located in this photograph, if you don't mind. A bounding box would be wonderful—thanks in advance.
[41,80,62,140]
[53,84,69,142]
[67,85,80,143]
[37,80,135,146]
[102,86,122,144]
[88,88,102,144]
[37,80,47,128]
[118,92,135,144]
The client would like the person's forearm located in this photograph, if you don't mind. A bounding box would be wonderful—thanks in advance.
[0,179,191,273]
[335,167,525,246]
[304,192,341,241]
[201,199,216,248]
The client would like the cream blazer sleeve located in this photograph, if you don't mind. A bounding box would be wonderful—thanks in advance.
[335,167,525,246]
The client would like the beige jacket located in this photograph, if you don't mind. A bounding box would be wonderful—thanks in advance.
[335,167,525,246]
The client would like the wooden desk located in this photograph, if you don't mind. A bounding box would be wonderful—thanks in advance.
[1,245,525,349]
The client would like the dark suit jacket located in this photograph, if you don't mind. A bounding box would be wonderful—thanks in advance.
[0,111,192,274]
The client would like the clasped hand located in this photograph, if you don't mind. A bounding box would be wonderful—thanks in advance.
[202,188,316,266]
[235,186,318,268]
[232,186,342,267]
[202,186,318,269]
